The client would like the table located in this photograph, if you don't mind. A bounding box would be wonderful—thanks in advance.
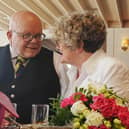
[21,124,72,129]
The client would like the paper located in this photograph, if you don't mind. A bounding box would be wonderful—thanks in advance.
[0,92,19,118]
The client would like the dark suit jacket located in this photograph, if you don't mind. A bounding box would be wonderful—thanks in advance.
[0,44,60,124]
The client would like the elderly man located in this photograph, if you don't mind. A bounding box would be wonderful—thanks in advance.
[0,11,60,124]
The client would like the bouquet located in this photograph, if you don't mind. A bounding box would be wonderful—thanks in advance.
[50,84,129,129]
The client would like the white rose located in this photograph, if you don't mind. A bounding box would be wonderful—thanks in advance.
[71,100,87,116]
[85,110,104,127]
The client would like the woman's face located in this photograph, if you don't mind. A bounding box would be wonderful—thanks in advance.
[58,43,77,65]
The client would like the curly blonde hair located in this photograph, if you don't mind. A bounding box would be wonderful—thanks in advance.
[53,11,106,52]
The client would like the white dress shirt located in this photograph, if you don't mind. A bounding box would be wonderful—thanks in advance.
[56,49,129,101]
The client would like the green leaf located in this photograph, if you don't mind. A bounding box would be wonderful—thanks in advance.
[49,97,73,126]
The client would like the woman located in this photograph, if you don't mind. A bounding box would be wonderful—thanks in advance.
[53,11,129,101]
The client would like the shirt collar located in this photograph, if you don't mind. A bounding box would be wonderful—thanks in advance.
[10,45,18,59]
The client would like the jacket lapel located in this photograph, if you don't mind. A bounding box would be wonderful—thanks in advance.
[0,45,14,85]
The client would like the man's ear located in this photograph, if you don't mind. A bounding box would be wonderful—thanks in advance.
[7,31,12,40]
[7,31,13,46]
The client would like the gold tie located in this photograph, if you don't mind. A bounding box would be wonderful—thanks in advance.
[15,56,27,73]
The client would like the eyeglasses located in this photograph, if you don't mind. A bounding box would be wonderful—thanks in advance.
[13,30,46,42]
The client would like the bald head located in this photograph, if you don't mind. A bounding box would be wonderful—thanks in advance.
[9,11,42,32]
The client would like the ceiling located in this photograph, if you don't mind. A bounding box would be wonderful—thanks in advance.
[0,0,129,31]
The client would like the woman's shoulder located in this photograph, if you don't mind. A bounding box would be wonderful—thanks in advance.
[97,55,129,77]
[99,54,127,68]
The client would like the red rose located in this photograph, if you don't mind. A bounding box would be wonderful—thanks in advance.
[60,92,88,108]
[60,97,72,108]
[90,94,106,110]
[88,126,98,129]
[118,110,129,127]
